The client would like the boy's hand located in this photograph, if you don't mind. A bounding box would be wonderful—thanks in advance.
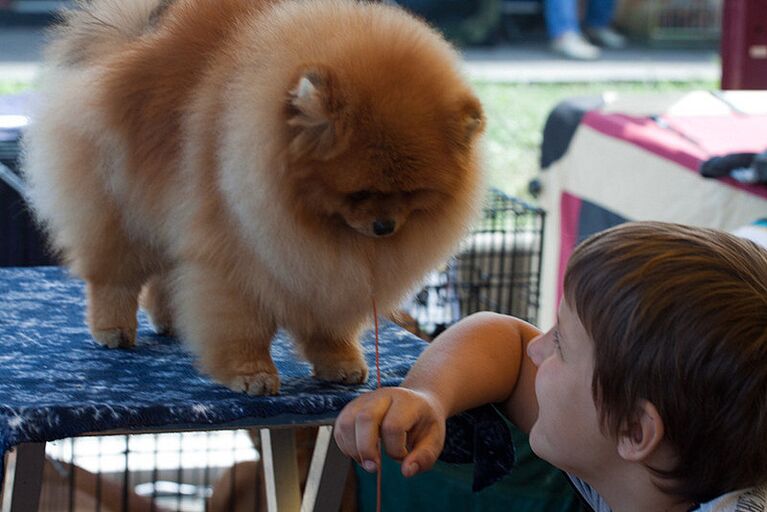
[333,387,446,478]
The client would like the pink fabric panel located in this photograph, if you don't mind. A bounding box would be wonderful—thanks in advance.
[581,111,767,200]
[663,115,767,156]
[557,192,582,312]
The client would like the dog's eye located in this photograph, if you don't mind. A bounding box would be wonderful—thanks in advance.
[348,190,374,202]
[406,189,442,209]
[404,189,426,199]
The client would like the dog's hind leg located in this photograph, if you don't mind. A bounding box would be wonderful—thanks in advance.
[140,271,176,336]
[77,205,159,349]
[86,278,142,349]
[26,125,153,349]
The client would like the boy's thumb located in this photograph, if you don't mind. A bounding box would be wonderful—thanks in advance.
[401,444,439,477]
[402,459,420,478]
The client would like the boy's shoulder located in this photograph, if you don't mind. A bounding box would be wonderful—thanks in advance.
[699,484,767,512]
[567,475,767,512]
[566,475,610,512]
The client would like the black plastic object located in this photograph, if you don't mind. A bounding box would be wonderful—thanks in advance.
[700,149,767,184]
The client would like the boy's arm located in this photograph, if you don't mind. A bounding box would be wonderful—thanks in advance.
[401,311,540,427]
[333,311,541,477]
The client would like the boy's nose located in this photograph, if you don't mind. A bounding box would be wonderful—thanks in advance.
[527,332,552,366]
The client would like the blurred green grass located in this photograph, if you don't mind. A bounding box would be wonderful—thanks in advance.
[2,79,716,199]
[0,82,32,95]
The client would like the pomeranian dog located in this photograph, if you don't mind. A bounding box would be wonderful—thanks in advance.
[24,0,485,395]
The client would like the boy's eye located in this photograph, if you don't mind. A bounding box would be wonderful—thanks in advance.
[553,329,564,357]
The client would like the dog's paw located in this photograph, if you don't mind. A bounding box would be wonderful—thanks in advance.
[151,322,176,337]
[144,308,175,337]
[216,361,280,395]
[202,355,280,395]
[225,372,281,395]
[313,360,369,385]
[92,328,136,349]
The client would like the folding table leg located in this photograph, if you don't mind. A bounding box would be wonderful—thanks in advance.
[301,426,352,512]
[261,428,302,512]
[1,442,46,512]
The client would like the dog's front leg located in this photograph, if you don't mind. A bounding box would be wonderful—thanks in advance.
[172,262,280,395]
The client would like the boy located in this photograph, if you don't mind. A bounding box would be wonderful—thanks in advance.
[334,222,767,511]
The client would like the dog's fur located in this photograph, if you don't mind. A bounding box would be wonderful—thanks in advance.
[24,0,485,394]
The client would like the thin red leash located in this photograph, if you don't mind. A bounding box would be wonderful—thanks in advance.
[372,297,382,512]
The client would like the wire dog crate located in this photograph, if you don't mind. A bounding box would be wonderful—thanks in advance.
[406,188,546,338]
[39,431,260,512]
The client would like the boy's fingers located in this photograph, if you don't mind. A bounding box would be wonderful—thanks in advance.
[333,393,392,464]
[333,414,359,463]
[400,428,444,477]
[333,389,443,474]
[334,402,366,461]
[353,396,394,467]
[379,398,425,460]
[380,419,410,461]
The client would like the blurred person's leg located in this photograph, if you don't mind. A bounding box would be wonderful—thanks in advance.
[544,0,578,39]
[546,0,600,59]
[584,0,615,29]
[584,0,626,48]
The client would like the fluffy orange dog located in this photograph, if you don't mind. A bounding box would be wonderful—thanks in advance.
[24,0,485,394]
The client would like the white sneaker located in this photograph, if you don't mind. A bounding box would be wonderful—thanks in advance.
[585,27,627,49]
[551,31,601,60]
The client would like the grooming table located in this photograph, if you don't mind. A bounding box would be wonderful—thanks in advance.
[0,266,426,512]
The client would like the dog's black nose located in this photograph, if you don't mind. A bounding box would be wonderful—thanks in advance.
[372,219,396,236]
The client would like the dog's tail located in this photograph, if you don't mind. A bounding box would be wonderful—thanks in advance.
[45,0,175,66]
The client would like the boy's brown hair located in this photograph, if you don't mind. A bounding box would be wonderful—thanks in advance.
[564,221,767,503]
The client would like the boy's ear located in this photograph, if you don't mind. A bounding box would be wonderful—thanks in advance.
[286,66,350,161]
[616,400,665,462]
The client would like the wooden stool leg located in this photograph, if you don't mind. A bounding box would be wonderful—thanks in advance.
[261,428,301,512]
[301,426,352,512]
[1,442,46,512]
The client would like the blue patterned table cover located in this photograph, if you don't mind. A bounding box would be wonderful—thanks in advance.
[0,267,424,480]
[0,266,515,491]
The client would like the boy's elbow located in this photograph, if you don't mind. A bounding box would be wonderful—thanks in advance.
[461,311,516,329]
[462,312,533,339]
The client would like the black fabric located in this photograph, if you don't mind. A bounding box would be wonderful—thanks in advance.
[0,178,53,267]
[577,199,627,244]
[0,93,54,267]
[395,0,502,46]
[700,152,758,178]
[540,96,605,170]
[700,149,767,184]
[440,404,517,491]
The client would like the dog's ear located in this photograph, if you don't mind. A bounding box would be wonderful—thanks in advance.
[286,67,350,161]
[461,96,485,143]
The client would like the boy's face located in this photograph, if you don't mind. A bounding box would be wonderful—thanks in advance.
[526,300,619,479]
